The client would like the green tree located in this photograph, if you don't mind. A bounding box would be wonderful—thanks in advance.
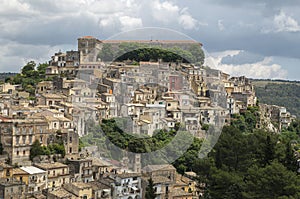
[244,162,300,199]
[264,135,275,165]
[37,63,49,78]
[189,44,205,65]
[212,126,252,172]
[21,61,37,77]
[145,178,157,199]
[284,141,297,171]
[49,143,66,157]
[30,140,45,160]
[209,168,245,199]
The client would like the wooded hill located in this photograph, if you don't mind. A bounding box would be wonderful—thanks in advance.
[252,79,300,118]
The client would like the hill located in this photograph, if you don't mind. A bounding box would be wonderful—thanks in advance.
[0,72,18,82]
[252,79,300,118]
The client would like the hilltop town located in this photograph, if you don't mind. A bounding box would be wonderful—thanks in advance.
[0,36,298,199]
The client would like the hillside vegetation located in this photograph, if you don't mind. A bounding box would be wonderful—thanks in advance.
[253,80,300,118]
[81,114,300,198]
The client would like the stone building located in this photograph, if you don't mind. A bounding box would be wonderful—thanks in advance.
[63,182,93,199]
[68,158,94,183]
[34,162,70,191]
[0,178,25,199]
[0,117,49,166]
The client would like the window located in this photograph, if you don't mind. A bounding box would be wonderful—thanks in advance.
[29,135,33,144]
[16,136,20,145]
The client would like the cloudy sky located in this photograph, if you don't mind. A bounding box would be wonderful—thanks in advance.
[1,0,300,80]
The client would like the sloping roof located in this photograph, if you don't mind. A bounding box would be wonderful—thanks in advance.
[20,166,46,175]
[152,176,172,184]
[13,168,28,175]
[48,187,75,198]
[117,173,141,179]
[142,164,176,173]
[34,162,68,170]
[91,157,112,167]
[172,188,193,197]
[71,182,92,189]
[88,181,110,190]
[41,93,67,99]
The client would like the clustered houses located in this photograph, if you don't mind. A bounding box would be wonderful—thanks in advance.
[141,164,200,199]
[0,36,296,198]
[259,104,296,132]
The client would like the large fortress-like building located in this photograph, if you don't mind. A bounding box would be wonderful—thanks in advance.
[77,36,203,62]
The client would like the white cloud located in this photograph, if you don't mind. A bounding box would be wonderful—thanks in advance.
[178,12,198,30]
[205,50,288,79]
[150,1,203,30]
[119,16,143,31]
[273,11,300,32]
[150,0,180,24]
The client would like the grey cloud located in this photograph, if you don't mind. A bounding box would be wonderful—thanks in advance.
[221,51,264,65]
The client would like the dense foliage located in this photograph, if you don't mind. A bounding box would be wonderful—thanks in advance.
[254,81,300,117]
[145,178,157,199]
[98,42,205,65]
[81,118,202,166]
[231,106,259,132]
[192,125,300,198]
[5,61,49,96]
[30,140,66,160]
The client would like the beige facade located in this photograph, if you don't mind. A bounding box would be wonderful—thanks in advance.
[0,118,49,166]
[68,158,93,183]
[34,162,70,191]
[37,93,67,106]
[0,179,26,199]
[36,81,53,94]
[63,182,92,199]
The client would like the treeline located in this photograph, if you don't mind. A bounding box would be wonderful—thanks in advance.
[98,42,205,65]
[5,61,49,96]
[254,82,300,117]
[0,72,18,82]
[251,78,300,84]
